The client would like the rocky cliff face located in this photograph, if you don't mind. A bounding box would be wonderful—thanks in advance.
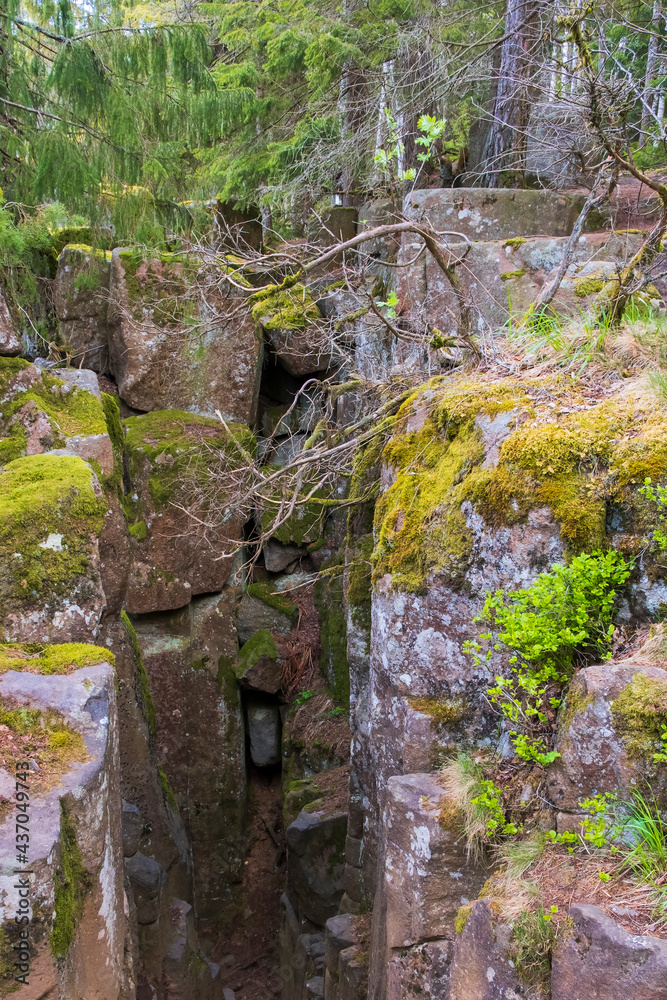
[1,188,667,1000]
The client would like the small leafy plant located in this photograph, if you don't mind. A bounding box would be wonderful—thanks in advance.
[466,551,630,764]
[374,110,447,187]
[470,777,521,839]
[294,689,313,706]
[653,722,667,763]
[640,477,667,550]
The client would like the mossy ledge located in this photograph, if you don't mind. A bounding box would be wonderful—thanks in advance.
[0,642,114,675]
[246,581,298,619]
[373,376,667,594]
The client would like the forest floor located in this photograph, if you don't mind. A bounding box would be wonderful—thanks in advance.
[213,765,285,999]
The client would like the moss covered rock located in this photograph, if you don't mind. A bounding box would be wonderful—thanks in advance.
[108,248,263,421]
[122,409,255,613]
[54,244,112,372]
[0,358,111,472]
[548,662,667,810]
[0,453,108,642]
[374,375,667,596]
[0,657,124,998]
[250,277,331,376]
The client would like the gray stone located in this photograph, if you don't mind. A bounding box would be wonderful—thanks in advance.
[0,661,125,999]
[450,900,525,1000]
[396,230,646,342]
[126,852,168,924]
[367,772,486,1000]
[386,940,452,1000]
[264,539,307,573]
[54,365,103,398]
[246,696,282,767]
[121,800,142,857]
[551,904,667,1000]
[404,187,588,240]
[305,976,324,998]
[237,593,295,645]
[325,913,360,996]
[286,808,348,926]
[223,990,236,1000]
[547,662,667,811]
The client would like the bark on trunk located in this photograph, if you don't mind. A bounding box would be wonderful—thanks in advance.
[483,0,545,187]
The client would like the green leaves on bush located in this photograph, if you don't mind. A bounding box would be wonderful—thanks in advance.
[466,551,631,764]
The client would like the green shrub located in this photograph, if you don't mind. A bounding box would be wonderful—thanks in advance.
[466,551,630,763]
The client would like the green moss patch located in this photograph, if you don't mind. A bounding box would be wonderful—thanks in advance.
[246,582,298,619]
[158,766,178,811]
[612,671,667,761]
[0,358,107,464]
[124,408,255,516]
[237,629,277,677]
[0,454,106,618]
[314,559,349,707]
[0,642,114,674]
[51,804,92,959]
[500,268,527,281]
[574,275,605,298]
[249,274,322,331]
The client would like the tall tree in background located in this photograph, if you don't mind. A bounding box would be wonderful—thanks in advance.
[483,0,546,186]
[0,0,252,240]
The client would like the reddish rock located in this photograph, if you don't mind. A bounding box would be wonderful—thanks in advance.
[122,410,253,614]
[54,245,112,371]
[107,249,262,420]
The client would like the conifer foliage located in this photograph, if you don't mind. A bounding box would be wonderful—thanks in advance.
[0,0,251,239]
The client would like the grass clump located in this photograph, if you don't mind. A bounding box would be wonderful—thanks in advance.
[509,905,569,991]
[440,753,519,856]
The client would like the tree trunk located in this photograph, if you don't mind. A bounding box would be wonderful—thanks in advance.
[640,0,662,144]
[483,0,545,187]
